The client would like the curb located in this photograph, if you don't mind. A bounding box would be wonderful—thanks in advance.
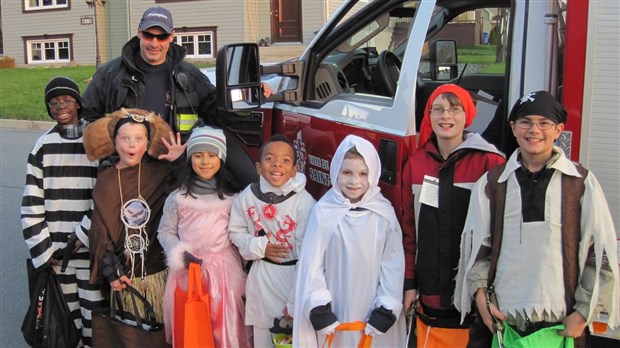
[0,119,54,130]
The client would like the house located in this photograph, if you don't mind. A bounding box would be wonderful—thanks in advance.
[1,0,344,67]
[431,8,499,47]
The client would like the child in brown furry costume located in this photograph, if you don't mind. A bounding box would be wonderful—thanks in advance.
[83,108,185,322]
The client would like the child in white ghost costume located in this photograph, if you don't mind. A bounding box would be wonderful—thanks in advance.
[293,135,407,347]
[228,134,316,347]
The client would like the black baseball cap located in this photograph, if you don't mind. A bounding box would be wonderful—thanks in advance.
[139,6,174,34]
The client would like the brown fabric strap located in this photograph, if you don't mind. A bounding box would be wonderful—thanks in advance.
[484,162,587,313]
[484,164,507,287]
[560,164,587,311]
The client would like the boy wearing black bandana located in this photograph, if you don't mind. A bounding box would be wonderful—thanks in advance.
[455,91,619,348]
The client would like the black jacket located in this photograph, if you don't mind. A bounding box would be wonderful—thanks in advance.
[81,36,219,135]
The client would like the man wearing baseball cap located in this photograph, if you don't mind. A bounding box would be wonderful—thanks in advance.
[82,6,216,140]
[82,6,271,188]
[139,6,174,34]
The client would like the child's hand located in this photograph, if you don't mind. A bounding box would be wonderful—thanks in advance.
[265,242,289,263]
[403,289,417,313]
[158,132,187,162]
[475,287,505,333]
[110,275,133,291]
[283,306,293,320]
[559,311,586,338]
[183,251,203,268]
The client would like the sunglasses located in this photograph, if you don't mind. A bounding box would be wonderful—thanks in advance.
[140,31,171,41]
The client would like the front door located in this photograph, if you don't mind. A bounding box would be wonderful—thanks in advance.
[270,0,302,43]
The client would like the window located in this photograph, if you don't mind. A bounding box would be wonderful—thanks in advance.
[25,0,68,11]
[175,31,215,59]
[26,37,71,64]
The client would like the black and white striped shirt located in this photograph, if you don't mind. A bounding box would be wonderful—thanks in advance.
[21,126,98,270]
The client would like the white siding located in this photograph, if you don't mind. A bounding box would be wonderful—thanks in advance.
[245,0,259,43]
[581,0,620,232]
[1,0,348,67]
[301,0,323,44]
[104,0,131,60]
[2,1,97,67]
[129,0,245,58]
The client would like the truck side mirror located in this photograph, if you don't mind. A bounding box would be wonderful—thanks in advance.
[429,39,458,81]
[216,43,262,111]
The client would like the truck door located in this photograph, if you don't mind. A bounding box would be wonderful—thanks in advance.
[271,0,436,204]
[219,0,524,212]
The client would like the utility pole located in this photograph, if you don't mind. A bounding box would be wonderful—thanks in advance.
[86,0,106,68]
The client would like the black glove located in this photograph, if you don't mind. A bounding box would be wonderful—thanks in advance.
[60,233,78,272]
[269,317,293,334]
[98,155,119,170]
[309,302,338,331]
[183,251,203,268]
[100,252,126,283]
[367,306,397,334]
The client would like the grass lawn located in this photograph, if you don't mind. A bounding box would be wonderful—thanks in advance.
[0,66,95,121]
[458,45,506,73]
[0,60,215,121]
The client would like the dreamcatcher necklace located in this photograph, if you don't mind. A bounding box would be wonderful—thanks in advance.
[117,162,151,280]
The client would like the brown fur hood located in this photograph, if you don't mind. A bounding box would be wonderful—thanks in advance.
[83,108,172,161]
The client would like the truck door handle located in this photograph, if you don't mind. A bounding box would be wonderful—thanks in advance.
[378,139,396,185]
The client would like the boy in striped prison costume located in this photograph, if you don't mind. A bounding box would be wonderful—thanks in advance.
[21,77,106,347]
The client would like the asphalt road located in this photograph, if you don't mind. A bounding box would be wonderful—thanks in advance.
[0,126,46,347]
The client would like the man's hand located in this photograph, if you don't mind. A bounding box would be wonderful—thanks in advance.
[158,131,187,162]
[559,311,587,338]
[110,275,133,292]
[475,287,505,333]
[265,242,289,263]
[261,82,274,98]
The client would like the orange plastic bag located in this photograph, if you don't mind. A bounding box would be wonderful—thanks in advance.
[173,262,215,348]
[416,316,469,348]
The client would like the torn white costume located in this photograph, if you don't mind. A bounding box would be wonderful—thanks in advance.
[455,147,619,330]
[293,135,406,347]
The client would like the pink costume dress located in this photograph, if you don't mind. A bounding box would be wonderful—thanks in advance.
[158,189,251,347]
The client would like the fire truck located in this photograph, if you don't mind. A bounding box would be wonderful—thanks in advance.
[216,0,619,340]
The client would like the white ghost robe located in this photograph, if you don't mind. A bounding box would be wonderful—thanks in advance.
[293,135,407,347]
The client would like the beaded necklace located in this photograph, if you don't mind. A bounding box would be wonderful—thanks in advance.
[117,162,151,280]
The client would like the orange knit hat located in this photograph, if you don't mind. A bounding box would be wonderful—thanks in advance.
[417,84,477,146]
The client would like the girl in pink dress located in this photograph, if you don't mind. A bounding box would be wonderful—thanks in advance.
[158,126,251,347]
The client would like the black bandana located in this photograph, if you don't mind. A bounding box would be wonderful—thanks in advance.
[113,114,152,140]
[508,90,567,124]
